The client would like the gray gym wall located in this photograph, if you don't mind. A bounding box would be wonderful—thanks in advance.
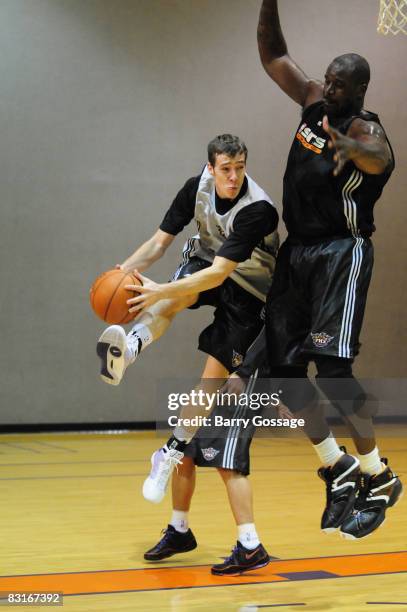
[0,0,405,425]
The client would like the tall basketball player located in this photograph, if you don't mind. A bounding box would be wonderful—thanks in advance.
[230,0,402,540]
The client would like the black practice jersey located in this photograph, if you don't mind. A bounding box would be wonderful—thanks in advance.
[283,101,394,242]
[160,174,278,262]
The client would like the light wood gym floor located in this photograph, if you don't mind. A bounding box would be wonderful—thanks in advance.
[0,428,405,611]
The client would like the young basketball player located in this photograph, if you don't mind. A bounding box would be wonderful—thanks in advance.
[228,0,402,541]
[97,134,279,573]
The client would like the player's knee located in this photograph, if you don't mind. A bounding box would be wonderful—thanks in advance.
[216,467,239,481]
[173,294,199,312]
[161,294,198,315]
[269,365,317,413]
[175,456,195,478]
[315,356,377,419]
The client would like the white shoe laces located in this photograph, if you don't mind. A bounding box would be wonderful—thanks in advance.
[156,450,184,491]
[125,333,141,364]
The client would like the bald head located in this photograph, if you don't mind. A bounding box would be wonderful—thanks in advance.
[329,53,370,88]
[323,53,371,118]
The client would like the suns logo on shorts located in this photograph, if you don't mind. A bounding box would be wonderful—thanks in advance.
[232,350,243,368]
[311,332,334,348]
[201,447,220,461]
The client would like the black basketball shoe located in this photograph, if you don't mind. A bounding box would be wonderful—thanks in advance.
[318,451,360,533]
[340,459,403,540]
[144,525,197,561]
[211,541,270,576]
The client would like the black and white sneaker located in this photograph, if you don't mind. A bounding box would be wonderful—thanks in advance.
[318,451,360,533]
[211,541,270,576]
[340,459,403,540]
[144,525,197,561]
[96,325,140,385]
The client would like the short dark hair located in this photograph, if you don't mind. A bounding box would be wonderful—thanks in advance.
[330,53,371,87]
[207,134,248,166]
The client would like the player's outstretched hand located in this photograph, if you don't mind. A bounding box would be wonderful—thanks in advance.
[323,115,360,176]
[125,269,164,314]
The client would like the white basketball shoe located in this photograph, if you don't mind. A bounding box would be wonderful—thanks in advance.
[96,325,140,385]
[143,448,184,503]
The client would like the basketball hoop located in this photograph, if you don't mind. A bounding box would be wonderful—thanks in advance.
[377,0,407,35]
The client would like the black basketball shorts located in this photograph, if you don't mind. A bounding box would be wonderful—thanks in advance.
[265,237,373,366]
[171,257,264,372]
[183,401,257,475]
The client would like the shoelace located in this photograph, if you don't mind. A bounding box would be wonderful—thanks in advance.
[156,452,183,489]
[223,546,239,564]
[354,474,371,509]
[126,334,142,362]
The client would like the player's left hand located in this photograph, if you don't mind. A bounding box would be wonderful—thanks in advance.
[125,269,166,313]
[323,115,360,176]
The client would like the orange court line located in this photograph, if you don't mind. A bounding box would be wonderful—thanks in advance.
[0,552,406,596]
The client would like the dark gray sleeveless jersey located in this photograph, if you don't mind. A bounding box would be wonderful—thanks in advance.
[181,167,279,302]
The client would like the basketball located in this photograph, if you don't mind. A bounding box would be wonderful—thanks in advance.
[90,269,141,324]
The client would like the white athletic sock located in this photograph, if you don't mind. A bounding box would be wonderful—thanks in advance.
[170,510,189,533]
[126,323,153,361]
[313,436,344,467]
[358,446,385,476]
[237,523,260,550]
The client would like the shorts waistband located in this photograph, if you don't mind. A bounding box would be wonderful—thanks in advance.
[287,233,371,246]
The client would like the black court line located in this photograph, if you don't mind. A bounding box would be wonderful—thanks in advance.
[0,442,42,454]
[0,455,338,467]
[0,468,320,481]
[0,473,141,481]
[0,571,401,601]
[52,571,407,598]
[2,550,404,579]
[254,605,306,609]
[0,460,148,467]
[64,584,302,598]
[30,441,78,453]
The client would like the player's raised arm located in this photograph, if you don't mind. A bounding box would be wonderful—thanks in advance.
[257,0,322,108]
[120,229,175,273]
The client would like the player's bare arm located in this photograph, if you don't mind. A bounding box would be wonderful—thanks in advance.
[257,0,322,108]
[323,116,393,176]
[119,229,175,273]
[126,256,237,313]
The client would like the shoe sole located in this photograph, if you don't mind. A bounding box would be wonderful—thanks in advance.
[211,557,271,576]
[97,326,127,385]
[322,527,339,534]
[144,541,197,561]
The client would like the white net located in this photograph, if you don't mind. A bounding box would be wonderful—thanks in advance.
[377,0,407,35]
